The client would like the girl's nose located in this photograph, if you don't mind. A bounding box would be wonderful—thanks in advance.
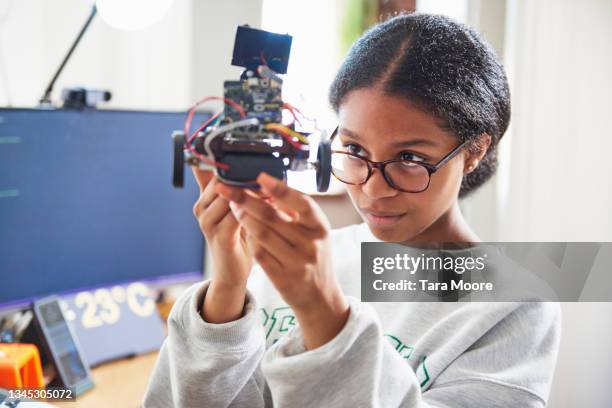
[360,167,398,199]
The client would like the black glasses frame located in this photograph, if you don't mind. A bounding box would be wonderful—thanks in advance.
[329,126,470,193]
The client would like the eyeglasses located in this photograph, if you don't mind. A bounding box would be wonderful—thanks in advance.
[330,126,470,193]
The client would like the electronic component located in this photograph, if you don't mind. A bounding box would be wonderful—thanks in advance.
[31,297,94,396]
[61,87,111,109]
[231,25,292,74]
[172,25,332,192]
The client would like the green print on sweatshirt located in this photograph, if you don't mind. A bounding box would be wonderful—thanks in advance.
[385,334,430,387]
[260,306,431,387]
[260,306,297,343]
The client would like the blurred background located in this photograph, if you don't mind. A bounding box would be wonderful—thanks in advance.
[0,0,611,406]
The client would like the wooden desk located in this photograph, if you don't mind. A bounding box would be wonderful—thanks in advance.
[54,351,159,408]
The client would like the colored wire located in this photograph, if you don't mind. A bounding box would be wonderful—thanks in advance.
[258,65,283,85]
[282,102,302,127]
[183,96,246,143]
[203,118,261,165]
[266,124,309,148]
[183,96,246,170]
[185,110,223,167]
[187,110,223,145]
[185,110,230,170]
[264,123,309,147]
[283,102,309,119]
[189,148,230,171]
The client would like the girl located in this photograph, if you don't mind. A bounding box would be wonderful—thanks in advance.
[144,13,560,407]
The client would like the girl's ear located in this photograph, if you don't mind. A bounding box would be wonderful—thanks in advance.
[464,133,492,174]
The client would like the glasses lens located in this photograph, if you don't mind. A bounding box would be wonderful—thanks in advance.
[385,161,430,192]
[331,152,369,184]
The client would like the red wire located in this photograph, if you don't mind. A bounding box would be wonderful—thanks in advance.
[282,102,304,127]
[182,97,307,171]
[184,96,246,141]
[183,97,246,170]
[187,110,222,145]
[282,103,301,127]
[188,145,230,170]
[184,111,229,170]
[286,102,314,122]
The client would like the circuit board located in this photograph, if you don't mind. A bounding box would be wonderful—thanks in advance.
[223,77,283,123]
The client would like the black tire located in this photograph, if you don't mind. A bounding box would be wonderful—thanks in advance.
[316,139,331,192]
[172,132,186,188]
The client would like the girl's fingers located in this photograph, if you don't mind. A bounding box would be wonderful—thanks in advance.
[256,173,329,235]
[194,178,219,218]
[243,232,282,273]
[230,204,297,260]
[244,187,271,201]
[197,195,231,232]
[216,207,240,232]
[191,167,215,192]
[216,183,309,246]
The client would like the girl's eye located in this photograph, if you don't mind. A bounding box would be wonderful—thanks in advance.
[344,144,364,156]
[400,151,426,162]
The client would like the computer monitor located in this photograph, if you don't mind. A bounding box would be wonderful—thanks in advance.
[0,108,208,308]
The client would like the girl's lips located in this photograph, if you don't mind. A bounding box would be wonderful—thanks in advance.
[361,209,406,227]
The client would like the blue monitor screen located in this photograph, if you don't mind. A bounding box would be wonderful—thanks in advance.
[0,108,207,306]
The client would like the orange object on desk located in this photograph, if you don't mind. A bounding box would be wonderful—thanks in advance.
[0,343,44,388]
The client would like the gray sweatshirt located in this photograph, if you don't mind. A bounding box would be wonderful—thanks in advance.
[143,223,561,407]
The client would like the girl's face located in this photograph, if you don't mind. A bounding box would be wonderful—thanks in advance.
[337,87,470,243]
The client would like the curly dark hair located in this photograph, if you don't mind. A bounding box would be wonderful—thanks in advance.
[329,12,511,198]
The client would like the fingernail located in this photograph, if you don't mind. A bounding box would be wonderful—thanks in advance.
[215,183,228,195]
[229,201,242,217]
[216,183,237,200]
[257,173,277,193]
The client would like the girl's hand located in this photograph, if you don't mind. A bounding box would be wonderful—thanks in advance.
[191,168,253,323]
[215,173,350,349]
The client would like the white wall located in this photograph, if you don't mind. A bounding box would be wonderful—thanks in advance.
[0,0,262,111]
[425,0,612,245]
[501,0,612,242]
[551,303,612,407]
[502,1,612,406]
[0,0,194,109]
[191,0,263,111]
[460,0,507,242]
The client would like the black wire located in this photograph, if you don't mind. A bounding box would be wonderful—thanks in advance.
[39,5,97,106]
